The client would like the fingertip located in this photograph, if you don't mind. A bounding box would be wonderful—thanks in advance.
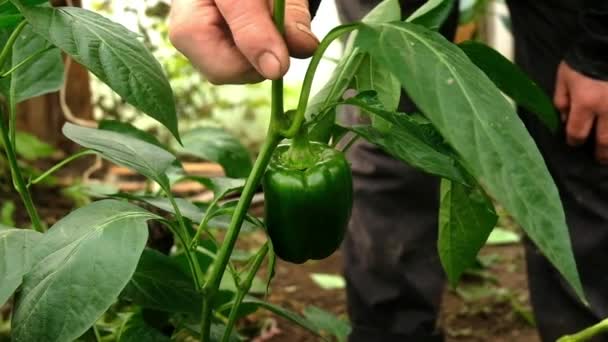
[285,22,319,58]
[257,51,288,80]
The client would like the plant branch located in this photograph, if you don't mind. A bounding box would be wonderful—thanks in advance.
[221,243,269,342]
[0,20,26,68]
[27,149,96,187]
[280,23,360,138]
[0,46,53,78]
[162,188,204,291]
[190,195,221,248]
[0,110,44,232]
[557,318,608,342]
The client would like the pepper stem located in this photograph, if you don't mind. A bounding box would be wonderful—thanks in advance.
[286,128,316,170]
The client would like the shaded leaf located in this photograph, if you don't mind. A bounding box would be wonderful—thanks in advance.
[63,123,175,187]
[343,92,468,183]
[16,4,179,139]
[179,127,252,178]
[459,41,558,131]
[439,179,497,285]
[12,200,157,342]
[117,311,169,342]
[0,228,42,306]
[121,249,200,314]
[360,22,583,299]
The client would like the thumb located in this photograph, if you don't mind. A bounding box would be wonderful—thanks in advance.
[216,0,290,80]
[284,0,319,58]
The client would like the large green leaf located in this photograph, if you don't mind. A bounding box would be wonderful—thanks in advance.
[406,0,455,30]
[343,92,467,183]
[360,22,583,299]
[121,249,200,314]
[438,179,497,285]
[0,228,42,306]
[179,127,252,178]
[459,41,558,131]
[0,24,63,102]
[15,4,179,140]
[117,311,169,342]
[63,123,175,187]
[12,200,157,342]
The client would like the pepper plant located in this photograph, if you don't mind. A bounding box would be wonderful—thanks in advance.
[0,0,594,340]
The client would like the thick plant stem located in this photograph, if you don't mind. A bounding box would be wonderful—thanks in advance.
[0,113,44,232]
[200,133,280,341]
[557,318,608,342]
[221,243,269,342]
[200,1,286,340]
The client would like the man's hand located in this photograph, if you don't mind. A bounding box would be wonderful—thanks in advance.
[169,0,318,84]
[554,61,608,164]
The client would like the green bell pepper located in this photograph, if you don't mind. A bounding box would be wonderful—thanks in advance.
[263,139,353,264]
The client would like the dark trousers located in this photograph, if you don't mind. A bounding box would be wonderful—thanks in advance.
[338,1,608,341]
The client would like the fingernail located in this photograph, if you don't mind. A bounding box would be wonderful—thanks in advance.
[296,22,319,43]
[257,52,282,79]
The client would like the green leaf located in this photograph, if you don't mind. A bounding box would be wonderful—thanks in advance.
[0,228,42,306]
[179,127,252,178]
[406,0,455,30]
[12,200,157,342]
[438,179,497,285]
[99,120,165,149]
[121,249,200,314]
[486,227,520,245]
[0,24,63,102]
[63,123,175,187]
[16,4,179,140]
[343,92,468,183]
[361,22,583,299]
[14,131,56,160]
[303,306,351,342]
[459,41,558,131]
[310,273,346,290]
[0,200,15,226]
[117,311,169,342]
